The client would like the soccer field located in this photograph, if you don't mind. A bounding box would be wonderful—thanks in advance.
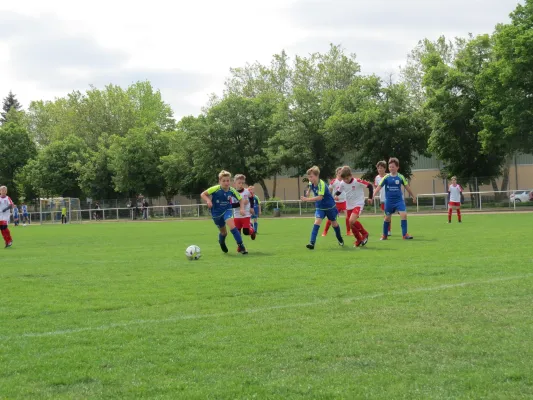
[1,213,533,399]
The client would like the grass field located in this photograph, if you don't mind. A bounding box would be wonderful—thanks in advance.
[1,213,533,399]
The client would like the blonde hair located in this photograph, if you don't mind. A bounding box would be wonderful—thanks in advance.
[376,160,387,169]
[218,170,231,180]
[234,174,246,182]
[339,166,352,179]
[0,186,7,191]
[307,166,320,176]
[451,176,457,180]
[335,167,342,175]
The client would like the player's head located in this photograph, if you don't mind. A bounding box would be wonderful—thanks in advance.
[234,174,246,190]
[0,186,7,196]
[335,167,343,179]
[376,160,387,176]
[451,176,457,185]
[339,166,353,183]
[248,185,254,194]
[307,166,320,185]
[218,170,232,189]
[388,158,399,174]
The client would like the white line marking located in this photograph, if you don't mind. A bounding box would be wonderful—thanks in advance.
[2,274,532,340]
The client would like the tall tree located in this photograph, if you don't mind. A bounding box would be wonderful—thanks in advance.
[478,0,533,155]
[1,91,23,124]
[0,122,37,201]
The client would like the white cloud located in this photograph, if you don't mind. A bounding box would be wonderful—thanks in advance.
[0,0,521,119]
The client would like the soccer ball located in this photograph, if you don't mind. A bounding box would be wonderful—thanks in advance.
[185,245,201,260]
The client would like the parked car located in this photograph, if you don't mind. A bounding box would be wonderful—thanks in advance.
[510,190,531,203]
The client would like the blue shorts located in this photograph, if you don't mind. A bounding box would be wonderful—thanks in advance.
[251,208,259,219]
[23,213,28,218]
[315,207,338,221]
[212,209,233,228]
[385,201,406,215]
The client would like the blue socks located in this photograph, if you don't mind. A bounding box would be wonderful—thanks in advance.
[333,225,343,242]
[230,227,243,245]
[401,220,407,236]
[219,233,226,244]
[310,224,320,244]
[383,221,391,237]
[254,221,258,232]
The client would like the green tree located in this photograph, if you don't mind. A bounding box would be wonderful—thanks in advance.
[1,91,22,124]
[76,135,116,199]
[0,122,37,201]
[478,0,533,155]
[422,35,507,193]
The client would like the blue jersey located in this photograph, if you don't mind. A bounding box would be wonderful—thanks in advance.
[21,205,28,214]
[207,185,242,217]
[379,173,408,203]
[13,207,19,217]
[308,179,336,210]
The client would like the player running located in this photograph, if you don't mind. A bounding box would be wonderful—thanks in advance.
[232,174,256,241]
[322,167,350,237]
[0,186,14,248]
[373,158,416,240]
[374,160,391,236]
[248,186,261,234]
[200,170,248,255]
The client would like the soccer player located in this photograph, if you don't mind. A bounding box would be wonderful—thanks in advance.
[374,160,391,236]
[248,186,261,234]
[334,166,374,247]
[232,174,256,240]
[447,176,463,223]
[300,166,344,250]
[373,158,416,240]
[0,186,14,248]
[12,204,20,226]
[21,202,29,225]
[200,170,248,255]
[322,167,350,237]
[61,204,68,224]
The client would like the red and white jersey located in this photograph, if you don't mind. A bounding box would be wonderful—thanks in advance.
[449,184,463,203]
[329,178,346,202]
[0,195,13,223]
[374,175,386,202]
[338,178,370,210]
[233,188,252,218]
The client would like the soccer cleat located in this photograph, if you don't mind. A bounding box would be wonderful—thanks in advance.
[338,239,344,246]
[238,244,248,255]
[306,243,315,250]
[347,231,353,236]
[380,235,388,241]
[361,233,369,246]
[220,241,229,253]
[403,234,414,240]
[354,240,362,248]
[321,233,327,237]
[387,231,391,236]
[251,231,256,240]
[5,241,12,248]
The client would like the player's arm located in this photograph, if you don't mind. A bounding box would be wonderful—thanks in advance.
[404,183,416,200]
[1,198,13,213]
[301,182,324,202]
[366,182,374,204]
[230,188,245,216]
[201,186,218,208]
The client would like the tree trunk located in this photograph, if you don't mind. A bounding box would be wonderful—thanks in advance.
[468,183,476,207]
[272,174,278,198]
[258,179,270,200]
[499,166,510,193]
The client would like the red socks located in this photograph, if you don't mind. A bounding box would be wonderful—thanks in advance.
[345,216,351,235]
[448,208,453,222]
[1,227,12,245]
[457,209,461,222]
[324,219,332,234]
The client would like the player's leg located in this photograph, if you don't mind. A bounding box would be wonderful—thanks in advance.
[381,203,391,235]
[322,219,331,236]
[253,215,258,233]
[1,224,12,248]
[381,204,393,240]
[448,203,453,223]
[234,218,244,234]
[398,203,413,239]
[456,205,462,222]
[307,211,324,249]
[328,209,344,246]
[349,208,364,246]
[226,214,247,254]
[353,206,368,245]
[214,216,229,253]
[246,217,256,240]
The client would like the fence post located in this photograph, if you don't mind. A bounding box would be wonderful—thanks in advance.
[116,208,119,221]
[197,204,200,218]
[432,180,436,210]
[179,206,182,219]
[416,196,419,213]
[299,200,302,216]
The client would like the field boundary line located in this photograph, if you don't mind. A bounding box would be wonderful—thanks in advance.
[2,273,532,340]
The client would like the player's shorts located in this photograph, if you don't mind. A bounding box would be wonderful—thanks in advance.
[335,201,346,212]
[385,201,406,215]
[212,209,233,228]
[23,213,28,218]
[448,201,461,207]
[251,208,259,219]
[315,207,338,221]
[234,217,252,230]
[347,204,364,218]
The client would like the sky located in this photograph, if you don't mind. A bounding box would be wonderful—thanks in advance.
[0,0,522,119]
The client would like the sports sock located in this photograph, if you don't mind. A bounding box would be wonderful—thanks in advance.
[219,233,226,243]
[323,220,331,234]
[345,216,351,234]
[448,208,452,222]
[230,228,243,244]
[383,221,390,237]
[351,221,363,242]
[310,224,320,244]
[333,225,343,242]
[253,221,258,232]
[355,221,367,236]
[401,220,408,236]
[457,209,461,222]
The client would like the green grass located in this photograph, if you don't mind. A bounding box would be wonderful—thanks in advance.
[1,214,533,399]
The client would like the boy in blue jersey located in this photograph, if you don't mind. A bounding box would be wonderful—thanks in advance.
[300,166,344,250]
[200,170,248,255]
[373,158,416,240]
[248,186,261,233]
[13,205,20,226]
[21,203,29,225]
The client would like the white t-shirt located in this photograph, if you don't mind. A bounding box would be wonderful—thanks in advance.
[233,188,252,218]
[337,178,370,210]
[0,196,13,224]
[374,175,386,202]
[449,184,463,203]
[329,178,346,203]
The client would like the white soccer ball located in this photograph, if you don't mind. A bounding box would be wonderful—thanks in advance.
[185,245,201,260]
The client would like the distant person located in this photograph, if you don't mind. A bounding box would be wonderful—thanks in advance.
[12,204,20,227]
[61,205,68,224]
[0,186,14,248]
[21,202,29,225]
[447,176,463,223]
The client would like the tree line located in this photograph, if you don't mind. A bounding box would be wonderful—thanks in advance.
[1,0,532,204]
